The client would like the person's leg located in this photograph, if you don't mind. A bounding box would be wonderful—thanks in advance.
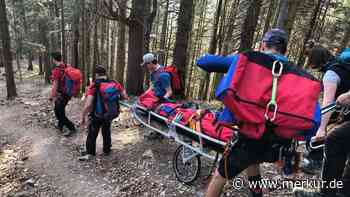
[206,139,262,197]
[60,96,76,132]
[101,120,112,155]
[85,119,102,156]
[321,121,350,195]
[247,165,263,197]
[206,172,227,197]
[341,157,350,196]
[54,97,65,130]
[294,122,350,197]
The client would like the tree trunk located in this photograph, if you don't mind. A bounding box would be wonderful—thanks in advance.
[203,0,224,100]
[72,0,80,67]
[0,0,17,99]
[341,22,350,50]
[223,0,240,55]
[60,0,66,62]
[158,0,169,65]
[126,0,146,95]
[297,0,322,66]
[116,0,127,84]
[276,0,299,37]
[315,0,330,42]
[92,0,99,80]
[12,9,23,81]
[143,0,157,87]
[172,0,194,98]
[16,54,23,81]
[80,0,87,88]
[27,55,34,71]
[100,18,107,68]
[144,0,157,53]
[209,0,223,54]
[38,19,50,83]
[262,0,276,35]
[239,0,262,52]
[109,22,117,79]
[276,0,289,29]
[39,54,43,75]
[18,0,34,71]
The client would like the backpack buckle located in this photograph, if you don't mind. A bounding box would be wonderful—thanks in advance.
[265,102,278,121]
[272,61,283,77]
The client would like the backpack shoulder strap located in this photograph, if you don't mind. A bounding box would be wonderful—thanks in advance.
[93,81,106,115]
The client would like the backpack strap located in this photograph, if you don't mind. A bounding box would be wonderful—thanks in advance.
[93,79,110,116]
[57,64,68,94]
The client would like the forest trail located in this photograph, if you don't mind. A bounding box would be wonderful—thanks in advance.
[0,73,312,197]
[0,79,116,197]
[0,75,211,197]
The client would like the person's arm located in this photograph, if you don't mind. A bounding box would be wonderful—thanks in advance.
[121,89,129,100]
[160,73,172,99]
[196,54,237,73]
[80,95,94,126]
[315,72,339,138]
[163,86,173,99]
[336,91,350,106]
[50,80,58,100]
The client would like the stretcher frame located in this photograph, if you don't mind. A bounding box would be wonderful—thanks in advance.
[121,101,229,183]
[121,101,338,183]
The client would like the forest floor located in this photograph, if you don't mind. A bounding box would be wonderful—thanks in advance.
[0,66,320,197]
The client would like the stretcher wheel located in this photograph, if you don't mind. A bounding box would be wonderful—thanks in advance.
[173,145,201,184]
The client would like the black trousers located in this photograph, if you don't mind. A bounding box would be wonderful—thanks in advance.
[54,95,75,131]
[218,133,291,179]
[322,121,350,196]
[86,117,112,155]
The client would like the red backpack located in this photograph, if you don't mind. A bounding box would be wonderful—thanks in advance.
[163,65,182,93]
[217,51,321,140]
[60,65,82,97]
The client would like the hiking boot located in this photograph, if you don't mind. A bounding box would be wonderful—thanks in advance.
[76,145,87,155]
[63,129,76,137]
[54,125,63,132]
[100,150,112,157]
[300,158,323,175]
[78,154,94,161]
[248,191,263,197]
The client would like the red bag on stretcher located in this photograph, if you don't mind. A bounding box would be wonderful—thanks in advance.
[200,111,235,142]
[138,90,159,109]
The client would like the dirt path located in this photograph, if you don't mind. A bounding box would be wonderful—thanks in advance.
[0,76,210,197]
[0,72,318,197]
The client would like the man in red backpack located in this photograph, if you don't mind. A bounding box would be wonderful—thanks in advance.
[198,29,320,197]
[78,66,128,161]
[141,53,173,101]
[49,52,76,137]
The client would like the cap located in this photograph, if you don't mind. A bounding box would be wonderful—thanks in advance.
[141,53,156,66]
[95,65,106,75]
[50,52,62,62]
[262,28,288,44]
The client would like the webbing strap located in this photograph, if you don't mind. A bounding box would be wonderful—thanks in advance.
[265,61,283,121]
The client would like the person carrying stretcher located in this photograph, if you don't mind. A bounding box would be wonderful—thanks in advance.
[141,53,173,139]
[197,29,321,197]
[141,53,173,101]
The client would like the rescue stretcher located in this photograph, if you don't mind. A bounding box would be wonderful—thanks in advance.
[120,101,338,184]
